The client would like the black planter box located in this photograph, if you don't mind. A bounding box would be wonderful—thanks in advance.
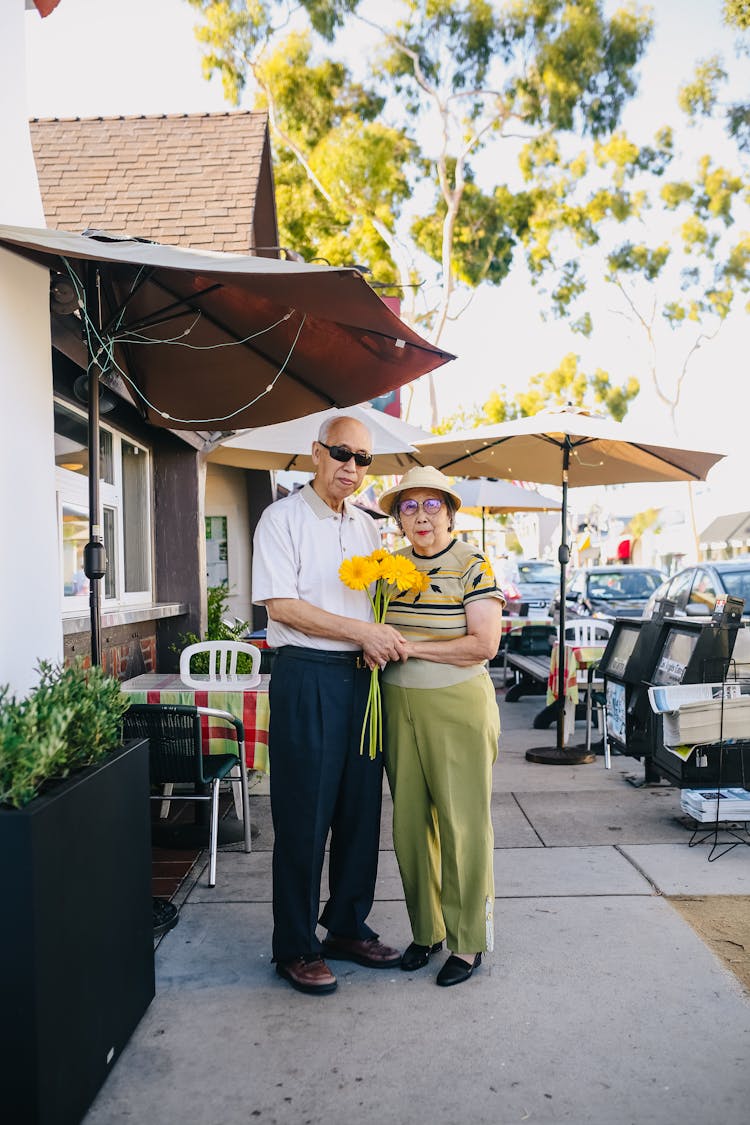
[0,739,155,1125]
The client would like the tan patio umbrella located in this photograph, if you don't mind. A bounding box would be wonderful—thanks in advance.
[207,403,431,476]
[453,478,561,551]
[414,405,725,764]
[0,223,453,664]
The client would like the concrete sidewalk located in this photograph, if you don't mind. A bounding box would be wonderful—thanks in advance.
[86,679,750,1125]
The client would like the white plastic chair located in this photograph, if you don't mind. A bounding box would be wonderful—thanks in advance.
[564,618,614,646]
[562,619,613,749]
[179,640,262,689]
[178,641,262,819]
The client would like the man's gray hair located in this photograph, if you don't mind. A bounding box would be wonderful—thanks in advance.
[318,413,372,445]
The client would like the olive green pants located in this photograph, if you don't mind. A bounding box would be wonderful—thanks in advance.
[383,672,500,953]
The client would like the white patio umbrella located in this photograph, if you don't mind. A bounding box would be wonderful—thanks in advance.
[453,478,561,551]
[414,405,725,764]
[207,403,431,475]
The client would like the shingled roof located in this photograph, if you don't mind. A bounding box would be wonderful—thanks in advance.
[29,111,279,254]
[700,512,750,546]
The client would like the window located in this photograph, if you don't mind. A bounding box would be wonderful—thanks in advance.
[666,569,694,610]
[688,569,718,612]
[205,515,228,588]
[54,400,152,611]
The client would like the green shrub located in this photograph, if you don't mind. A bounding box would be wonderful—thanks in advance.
[172,584,253,673]
[0,660,131,809]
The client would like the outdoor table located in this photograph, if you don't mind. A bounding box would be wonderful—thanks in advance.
[547,643,606,706]
[501,615,554,637]
[121,672,271,774]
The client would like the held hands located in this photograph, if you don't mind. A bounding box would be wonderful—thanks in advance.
[361,622,408,670]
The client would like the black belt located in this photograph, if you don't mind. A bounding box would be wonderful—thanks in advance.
[277,646,367,669]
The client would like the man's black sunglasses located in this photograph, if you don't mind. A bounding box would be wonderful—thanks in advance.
[319,441,373,468]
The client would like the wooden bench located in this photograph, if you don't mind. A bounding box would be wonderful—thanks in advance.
[504,653,550,702]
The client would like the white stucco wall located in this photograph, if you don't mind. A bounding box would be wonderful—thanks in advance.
[0,1,62,693]
[205,463,253,625]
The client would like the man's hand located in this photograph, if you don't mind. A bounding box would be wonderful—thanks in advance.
[360,622,408,669]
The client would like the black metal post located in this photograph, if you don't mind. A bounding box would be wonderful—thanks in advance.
[556,446,570,747]
[83,265,107,667]
[525,438,594,765]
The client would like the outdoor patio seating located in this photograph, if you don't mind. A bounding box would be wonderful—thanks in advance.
[123,703,251,887]
[179,640,262,689]
[179,640,261,817]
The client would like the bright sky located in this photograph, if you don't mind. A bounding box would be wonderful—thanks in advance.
[23,0,750,529]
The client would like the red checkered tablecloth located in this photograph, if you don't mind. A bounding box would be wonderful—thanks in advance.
[547,644,606,705]
[121,673,270,773]
[501,615,554,637]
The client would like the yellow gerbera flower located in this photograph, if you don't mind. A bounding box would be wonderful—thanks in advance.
[339,555,379,590]
[381,554,420,591]
[410,570,431,594]
[369,548,388,563]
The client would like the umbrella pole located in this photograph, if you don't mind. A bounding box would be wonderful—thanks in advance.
[83,265,107,668]
[482,508,486,553]
[526,441,594,765]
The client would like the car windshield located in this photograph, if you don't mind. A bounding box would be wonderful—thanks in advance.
[587,570,662,600]
[517,562,558,584]
[720,568,750,603]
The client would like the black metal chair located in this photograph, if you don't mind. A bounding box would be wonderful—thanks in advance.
[123,703,251,887]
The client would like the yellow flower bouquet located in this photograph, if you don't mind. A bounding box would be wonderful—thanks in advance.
[339,549,429,758]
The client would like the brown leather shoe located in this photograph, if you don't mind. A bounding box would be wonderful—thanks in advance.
[276,956,337,995]
[322,934,401,969]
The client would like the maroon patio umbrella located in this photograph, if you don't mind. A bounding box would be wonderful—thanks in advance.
[0,224,453,663]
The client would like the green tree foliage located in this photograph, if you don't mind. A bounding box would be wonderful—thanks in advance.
[481,352,638,424]
[525,50,749,428]
[185,0,653,423]
[724,0,750,31]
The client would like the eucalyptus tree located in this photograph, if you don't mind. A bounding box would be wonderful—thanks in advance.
[186,0,654,424]
[530,9,750,431]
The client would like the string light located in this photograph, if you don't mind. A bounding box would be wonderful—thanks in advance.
[62,257,307,426]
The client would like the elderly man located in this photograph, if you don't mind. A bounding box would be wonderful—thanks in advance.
[252,414,406,994]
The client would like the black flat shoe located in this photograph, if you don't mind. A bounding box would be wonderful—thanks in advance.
[436,953,482,987]
[400,940,443,972]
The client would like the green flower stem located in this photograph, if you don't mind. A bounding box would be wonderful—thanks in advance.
[359,580,394,758]
[360,679,372,757]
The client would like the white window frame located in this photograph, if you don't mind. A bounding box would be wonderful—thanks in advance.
[54,399,154,614]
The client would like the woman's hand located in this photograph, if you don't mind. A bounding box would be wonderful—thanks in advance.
[360,622,408,669]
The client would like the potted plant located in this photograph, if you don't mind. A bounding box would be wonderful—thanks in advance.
[0,661,155,1125]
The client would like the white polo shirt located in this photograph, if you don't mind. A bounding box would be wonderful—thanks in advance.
[252,482,380,651]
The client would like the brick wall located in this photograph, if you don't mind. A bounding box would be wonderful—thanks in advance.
[64,621,157,681]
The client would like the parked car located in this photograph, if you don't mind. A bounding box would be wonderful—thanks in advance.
[549,565,665,621]
[502,558,560,618]
[642,558,750,620]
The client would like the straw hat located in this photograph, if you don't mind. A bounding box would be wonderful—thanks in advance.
[378,465,463,516]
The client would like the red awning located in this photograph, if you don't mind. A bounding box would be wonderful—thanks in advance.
[33,1,62,17]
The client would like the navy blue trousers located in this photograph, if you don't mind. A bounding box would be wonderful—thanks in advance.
[268,647,383,962]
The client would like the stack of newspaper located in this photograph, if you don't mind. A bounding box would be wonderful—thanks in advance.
[648,682,750,748]
[680,787,750,822]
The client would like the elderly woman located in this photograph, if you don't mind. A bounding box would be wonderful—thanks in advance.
[378,466,504,987]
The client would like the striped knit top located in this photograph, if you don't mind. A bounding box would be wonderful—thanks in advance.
[382,539,505,689]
